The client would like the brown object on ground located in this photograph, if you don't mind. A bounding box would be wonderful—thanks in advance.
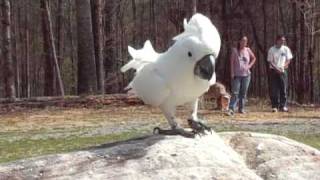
[203,82,230,110]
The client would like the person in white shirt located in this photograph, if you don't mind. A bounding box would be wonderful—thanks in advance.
[267,35,293,112]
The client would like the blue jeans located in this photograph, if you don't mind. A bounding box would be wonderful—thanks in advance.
[229,76,251,112]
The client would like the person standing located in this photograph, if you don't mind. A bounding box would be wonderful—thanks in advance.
[228,35,256,114]
[267,35,293,112]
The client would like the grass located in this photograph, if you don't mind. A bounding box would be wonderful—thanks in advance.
[0,101,319,164]
[279,133,320,150]
[214,125,320,150]
[2,128,319,164]
[0,130,142,163]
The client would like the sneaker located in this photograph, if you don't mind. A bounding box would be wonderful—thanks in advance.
[238,109,246,114]
[280,107,289,112]
[272,108,278,112]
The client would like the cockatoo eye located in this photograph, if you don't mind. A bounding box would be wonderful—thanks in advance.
[188,51,192,57]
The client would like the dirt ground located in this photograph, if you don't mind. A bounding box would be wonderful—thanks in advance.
[0,97,319,163]
[1,98,320,138]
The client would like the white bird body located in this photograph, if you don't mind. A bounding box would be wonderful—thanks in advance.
[122,13,221,131]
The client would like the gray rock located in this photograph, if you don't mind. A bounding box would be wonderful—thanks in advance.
[220,132,320,180]
[0,132,319,180]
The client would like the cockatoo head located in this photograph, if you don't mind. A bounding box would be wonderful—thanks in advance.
[172,13,221,84]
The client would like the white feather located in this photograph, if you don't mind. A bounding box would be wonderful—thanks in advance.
[121,40,159,73]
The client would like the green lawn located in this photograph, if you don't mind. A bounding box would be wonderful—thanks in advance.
[0,103,319,164]
[0,130,142,163]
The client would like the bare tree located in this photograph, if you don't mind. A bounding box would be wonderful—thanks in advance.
[41,0,54,96]
[55,0,65,95]
[184,0,197,19]
[11,0,20,98]
[104,0,116,93]
[24,0,30,97]
[150,0,157,45]
[41,0,65,96]
[67,0,77,94]
[75,0,97,95]
[91,0,105,94]
[131,0,137,45]
[2,0,16,100]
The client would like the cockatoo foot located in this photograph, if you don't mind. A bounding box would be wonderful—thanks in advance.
[187,118,212,135]
[153,127,195,138]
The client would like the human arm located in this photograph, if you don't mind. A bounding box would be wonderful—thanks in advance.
[284,59,291,69]
[247,48,256,69]
[230,49,235,79]
[284,47,293,69]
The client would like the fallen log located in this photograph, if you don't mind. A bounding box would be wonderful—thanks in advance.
[0,94,144,110]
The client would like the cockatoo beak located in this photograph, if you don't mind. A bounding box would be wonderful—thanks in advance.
[194,54,215,81]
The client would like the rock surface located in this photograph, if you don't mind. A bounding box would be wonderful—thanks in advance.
[0,132,320,180]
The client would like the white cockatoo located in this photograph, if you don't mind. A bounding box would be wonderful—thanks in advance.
[121,13,221,137]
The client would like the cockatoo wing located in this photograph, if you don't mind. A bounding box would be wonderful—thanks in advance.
[121,40,159,73]
[131,65,170,106]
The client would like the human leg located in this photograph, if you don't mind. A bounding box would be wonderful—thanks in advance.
[229,77,241,112]
[270,69,280,109]
[238,75,251,113]
[279,71,288,111]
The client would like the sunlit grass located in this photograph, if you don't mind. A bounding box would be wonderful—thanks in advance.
[0,100,319,164]
[215,126,320,150]
[284,133,320,150]
[0,130,142,163]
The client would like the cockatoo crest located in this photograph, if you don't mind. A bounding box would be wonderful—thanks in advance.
[173,13,221,59]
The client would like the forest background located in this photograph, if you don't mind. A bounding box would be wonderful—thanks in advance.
[1,0,320,104]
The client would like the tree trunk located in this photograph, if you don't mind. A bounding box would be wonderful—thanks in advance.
[139,0,145,45]
[24,0,31,98]
[308,0,316,103]
[56,0,64,65]
[184,0,197,19]
[75,0,97,95]
[219,0,231,87]
[298,10,306,103]
[263,0,272,99]
[56,0,65,96]
[292,2,298,101]
[41,0,65,96]
[104,1,116,93]
[91,0,105,94]
[191,0,197,15]
[11,0,21,98]
[2,0,16,100]
[41,0,54,96]
[68,0,77,95]
[150,0,156,45]
[17,1,27,97]
[131,0,137,45]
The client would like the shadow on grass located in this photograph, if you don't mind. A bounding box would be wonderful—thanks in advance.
[88,134,166,163]
[0,130,155,164]
[86,134,163,150]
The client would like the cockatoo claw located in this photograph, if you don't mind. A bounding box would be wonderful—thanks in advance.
[187,118,212,135]
[153,127,195,138]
